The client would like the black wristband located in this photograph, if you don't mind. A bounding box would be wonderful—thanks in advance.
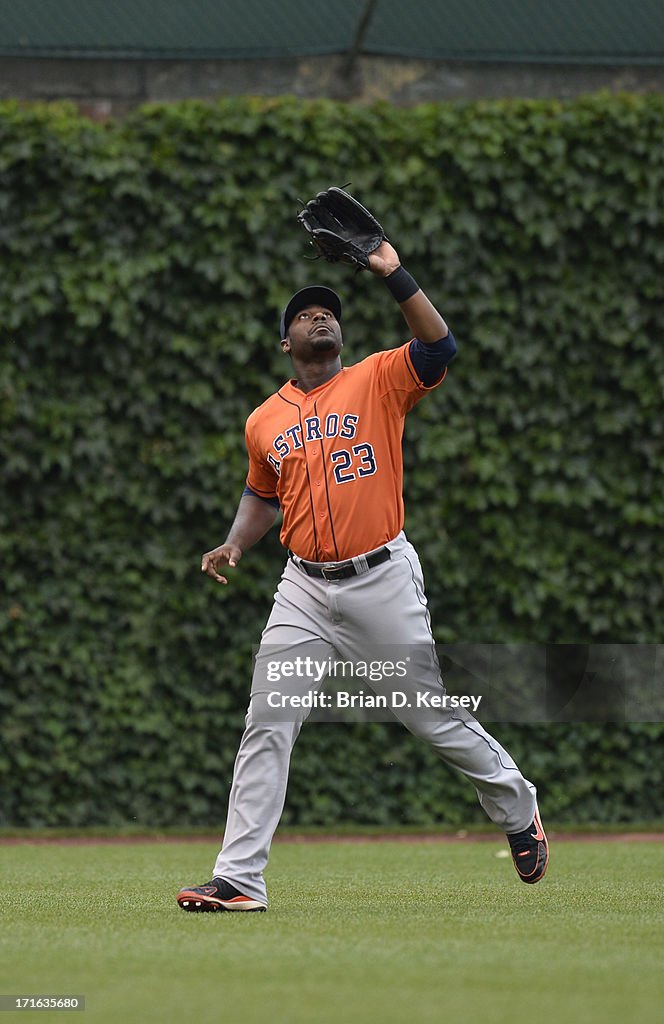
[383,265,419,303]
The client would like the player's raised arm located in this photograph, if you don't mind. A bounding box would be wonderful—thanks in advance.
[367,240,449,345]
[201,493,279,584]
[297,187,450,347]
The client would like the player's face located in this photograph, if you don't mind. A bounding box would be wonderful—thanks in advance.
[282,305,343,360]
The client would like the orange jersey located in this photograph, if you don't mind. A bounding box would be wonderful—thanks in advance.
[245,342,447,561]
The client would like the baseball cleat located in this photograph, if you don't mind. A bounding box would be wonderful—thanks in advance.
[177,877,266,912]
[506,807,549,884]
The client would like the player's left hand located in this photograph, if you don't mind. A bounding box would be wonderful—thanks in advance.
[367,240,401,278]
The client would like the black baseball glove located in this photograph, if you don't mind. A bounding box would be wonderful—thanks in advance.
[297,187,387,269]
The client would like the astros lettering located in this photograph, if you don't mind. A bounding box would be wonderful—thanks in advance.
[269,412,360,470]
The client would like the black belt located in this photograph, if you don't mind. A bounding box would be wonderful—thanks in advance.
[289,547,391,581]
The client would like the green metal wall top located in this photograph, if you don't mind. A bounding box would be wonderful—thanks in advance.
[0,0,662,64]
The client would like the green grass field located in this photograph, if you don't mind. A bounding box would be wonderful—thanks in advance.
[1,839,662,1024]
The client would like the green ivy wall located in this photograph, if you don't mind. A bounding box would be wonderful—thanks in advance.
[1,94,662,827]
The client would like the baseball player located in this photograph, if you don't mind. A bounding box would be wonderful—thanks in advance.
[177,237,548,913]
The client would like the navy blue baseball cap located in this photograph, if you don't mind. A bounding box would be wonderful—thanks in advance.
[280,286,342,340]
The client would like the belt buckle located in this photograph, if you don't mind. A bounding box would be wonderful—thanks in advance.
[321,563,345,582]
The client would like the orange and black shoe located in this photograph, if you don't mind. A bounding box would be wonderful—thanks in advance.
[506,808,549,884]
[177,877,267,912]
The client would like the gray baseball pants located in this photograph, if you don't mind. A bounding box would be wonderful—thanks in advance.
[213,532,537,905]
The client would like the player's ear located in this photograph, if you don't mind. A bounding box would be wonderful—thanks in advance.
[281,337,291,355]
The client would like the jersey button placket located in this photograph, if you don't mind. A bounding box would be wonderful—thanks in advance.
[308,399,333,551]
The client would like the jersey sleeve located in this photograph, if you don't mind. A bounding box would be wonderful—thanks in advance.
[244,413,279,500]
[372,340,448,414]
